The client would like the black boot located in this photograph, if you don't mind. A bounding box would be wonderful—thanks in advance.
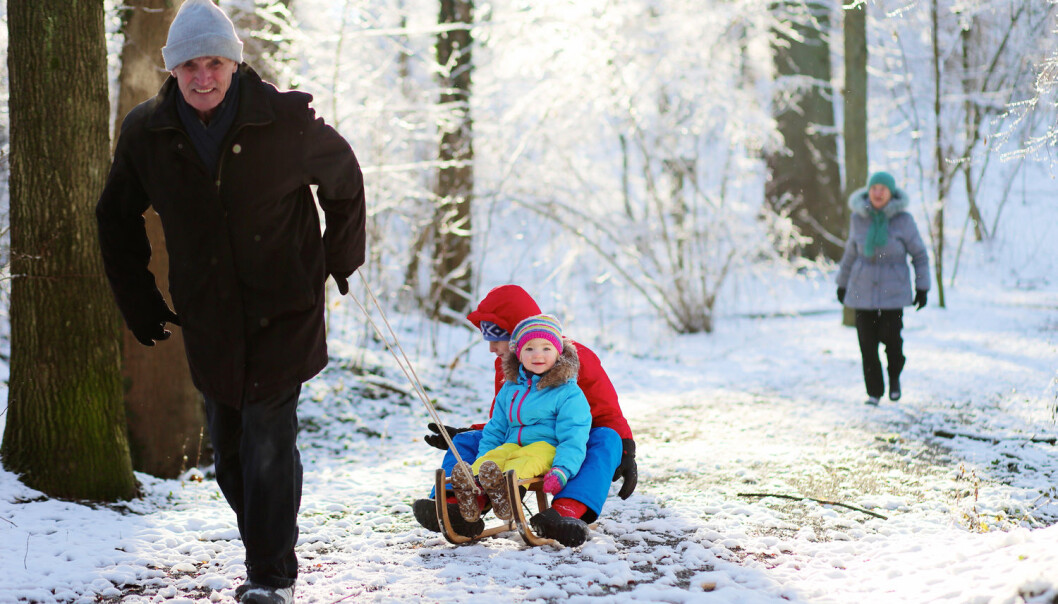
[888,357,904,401]
[529,508,590,547]
[888,372,901,401]
[412,498,484,538]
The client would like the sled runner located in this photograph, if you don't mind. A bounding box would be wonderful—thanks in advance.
[434,468,556,546]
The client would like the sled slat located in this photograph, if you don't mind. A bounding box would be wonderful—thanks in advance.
[432,467,556,547]
[508,469,555,547]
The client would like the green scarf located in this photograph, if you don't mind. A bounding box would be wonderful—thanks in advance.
[864,209,889,256]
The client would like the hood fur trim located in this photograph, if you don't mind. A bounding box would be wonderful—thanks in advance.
[848,185,910,218]
[502,338,580,389]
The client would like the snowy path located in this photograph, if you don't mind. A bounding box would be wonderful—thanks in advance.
[3,291,1058,603]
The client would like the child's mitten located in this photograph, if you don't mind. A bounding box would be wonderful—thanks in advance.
[543,468,568,494]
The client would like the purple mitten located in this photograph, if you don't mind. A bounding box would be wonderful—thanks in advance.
[543,468,568,494]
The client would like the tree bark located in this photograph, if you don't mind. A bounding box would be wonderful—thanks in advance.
[431,0,474,320]
[841,1,867,328]
[766,0,845,261]
[2,0,137,501]
[115,0,209,479]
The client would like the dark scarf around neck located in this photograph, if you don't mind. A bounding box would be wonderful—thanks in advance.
[176,70,240,177]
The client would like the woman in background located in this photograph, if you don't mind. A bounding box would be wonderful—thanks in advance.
[836,171,930,406]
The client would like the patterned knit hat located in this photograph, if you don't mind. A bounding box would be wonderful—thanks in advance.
[162,0,244,71]
[511,314,563,356]
[479,321,510,342]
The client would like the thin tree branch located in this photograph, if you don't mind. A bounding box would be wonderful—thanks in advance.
[738,492,889,520]
[933,428,1056,445]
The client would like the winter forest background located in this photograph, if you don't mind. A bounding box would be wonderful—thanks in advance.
[3,0,1058,599]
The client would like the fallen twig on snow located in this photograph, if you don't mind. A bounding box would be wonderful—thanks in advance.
[737,492,888,520]
[933,429,1057,445]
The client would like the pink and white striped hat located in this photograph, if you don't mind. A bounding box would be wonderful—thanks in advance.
[511,314,564,356]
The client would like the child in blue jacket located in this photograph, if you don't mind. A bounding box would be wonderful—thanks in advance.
[451,315,592,524]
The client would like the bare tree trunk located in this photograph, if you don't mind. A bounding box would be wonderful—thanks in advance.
[115,0,209,479]
[841,0,867,328]
[766,0,845,261]
[931,0,947,308]
[959,25,986,243]
[2,0,137,501]
[431,0,474,320]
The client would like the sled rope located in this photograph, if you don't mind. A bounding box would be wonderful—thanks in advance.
[349,273,472,476]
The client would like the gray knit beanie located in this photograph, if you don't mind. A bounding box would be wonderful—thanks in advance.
[162,0,244,71]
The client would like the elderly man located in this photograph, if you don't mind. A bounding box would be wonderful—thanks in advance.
[95,1,366,602]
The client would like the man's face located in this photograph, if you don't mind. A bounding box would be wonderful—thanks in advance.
[172,56,238,121]
[488,340,510,357]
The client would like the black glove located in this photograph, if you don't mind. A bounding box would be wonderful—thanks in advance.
[129,307,180,347]
[424,422,473,450]
[332,272,351,295]
[914,289,927,310]
[837,287,846,304]
[612,438,638,499]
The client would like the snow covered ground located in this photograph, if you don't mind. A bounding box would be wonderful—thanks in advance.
[2,279,1058,603]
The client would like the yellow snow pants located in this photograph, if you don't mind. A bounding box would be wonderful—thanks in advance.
[471,441,557,480]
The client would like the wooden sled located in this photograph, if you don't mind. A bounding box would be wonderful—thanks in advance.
[434,468,557,546]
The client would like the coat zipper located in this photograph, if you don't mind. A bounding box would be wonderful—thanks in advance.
[510,376,534,446]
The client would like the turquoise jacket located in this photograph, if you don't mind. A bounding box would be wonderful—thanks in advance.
[477,342,592,479]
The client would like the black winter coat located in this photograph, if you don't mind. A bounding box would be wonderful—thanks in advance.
[96,65,366,407]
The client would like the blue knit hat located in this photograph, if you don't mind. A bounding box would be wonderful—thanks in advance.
[479,321,510,342]
[162,0,244,71]
[511,314,563,356]
[868,171,897,193]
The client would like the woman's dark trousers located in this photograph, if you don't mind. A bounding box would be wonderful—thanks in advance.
[204,385,303,589]
[854,309,905,399]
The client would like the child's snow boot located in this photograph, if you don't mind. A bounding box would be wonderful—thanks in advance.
[450,462,482,523]
[529,508,590,547]
[477,461,513,521]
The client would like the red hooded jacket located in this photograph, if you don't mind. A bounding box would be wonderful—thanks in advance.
[466,285,633,439]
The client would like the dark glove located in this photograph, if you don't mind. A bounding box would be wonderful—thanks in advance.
[424,422,473,450]
[332,272,351,295]
[837,287,846,304]
[914,289,927,310]
[612,438,638,499]
[129,307,180,347]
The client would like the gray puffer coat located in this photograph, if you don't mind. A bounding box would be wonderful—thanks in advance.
[836,186,930,310]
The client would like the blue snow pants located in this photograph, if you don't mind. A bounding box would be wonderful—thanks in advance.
[431,426,622,523]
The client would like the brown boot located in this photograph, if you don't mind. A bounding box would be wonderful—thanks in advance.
[477,461,513,521]
[450,462,481,523]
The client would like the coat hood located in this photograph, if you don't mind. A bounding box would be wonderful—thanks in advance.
[502,338,580,389]
[467,285,542,334]
[848,185,910,219]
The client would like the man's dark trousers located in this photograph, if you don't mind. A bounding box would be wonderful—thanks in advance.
[204,385,302,588]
